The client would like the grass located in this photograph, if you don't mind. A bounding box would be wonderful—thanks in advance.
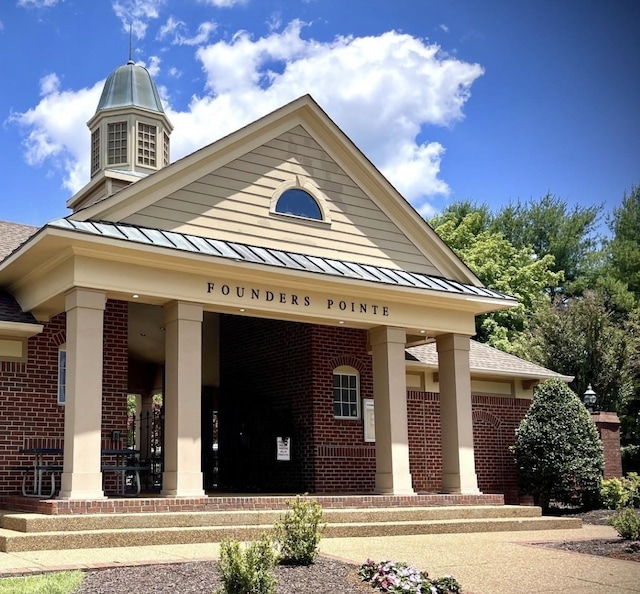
[0,571,83,594]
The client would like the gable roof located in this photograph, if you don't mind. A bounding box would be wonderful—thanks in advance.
[406,340,573,382]
[68,94,484,287]
[0,220,38,262]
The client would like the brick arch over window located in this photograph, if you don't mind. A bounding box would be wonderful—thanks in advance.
[472,408,502,429]
[328,356,368,375]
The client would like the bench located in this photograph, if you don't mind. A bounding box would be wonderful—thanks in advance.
[12,465,63,498]
[101,464,149,496]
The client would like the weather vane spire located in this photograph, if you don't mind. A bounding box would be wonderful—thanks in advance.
[128,23,134,64]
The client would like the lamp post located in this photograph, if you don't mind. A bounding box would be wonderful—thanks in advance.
[583,384,597,413]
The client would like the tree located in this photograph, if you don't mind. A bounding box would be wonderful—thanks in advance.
[511,379,604,511]
[517,291,628,413]
[429,204,561,351]
[608,185,640,301]
[491,193,602,294]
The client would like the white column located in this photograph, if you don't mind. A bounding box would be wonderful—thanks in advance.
[59,288,106,500]
[370,326,415,495]
[161,301,205,497]
[436,333,480,494]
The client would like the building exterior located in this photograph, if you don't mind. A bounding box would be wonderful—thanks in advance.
[0,61,573,504]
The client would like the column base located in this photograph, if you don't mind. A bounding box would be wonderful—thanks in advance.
[374,472,416,496]
[441,472,481,495]
[58,472,106,500]
[161,471,205,497]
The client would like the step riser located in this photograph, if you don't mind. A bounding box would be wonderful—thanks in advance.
[0,506,542,533]
[0,518,581,553]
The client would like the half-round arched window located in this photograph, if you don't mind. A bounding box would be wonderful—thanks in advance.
[275,188,322,220]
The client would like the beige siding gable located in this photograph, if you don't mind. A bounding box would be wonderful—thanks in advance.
[123,125,440,274]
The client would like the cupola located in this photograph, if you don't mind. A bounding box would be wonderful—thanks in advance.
[67,59,173,213]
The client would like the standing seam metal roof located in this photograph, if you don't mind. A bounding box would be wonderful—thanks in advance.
[47,218,517,302]
[96,61,165,114]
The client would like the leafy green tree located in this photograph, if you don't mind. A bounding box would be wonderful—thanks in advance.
[491,193,602,293]
[511,379,604,511]
[429,204,561,351]
[517,291,627,413]
[608,185,640,300]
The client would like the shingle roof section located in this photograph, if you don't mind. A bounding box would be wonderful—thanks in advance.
[406,340,572,380]
[0,220,39,262]
[0,291,38,324]
[47,219,517,303]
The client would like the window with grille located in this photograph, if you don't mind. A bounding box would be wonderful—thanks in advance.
[90,129,100,175]
[333,370,360,419]
[58,347,66,405]
[163,131,170,166]
[107,122,128,165]
[137,122,157,167]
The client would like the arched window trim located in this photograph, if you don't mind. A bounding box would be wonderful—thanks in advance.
[269,176,332,225]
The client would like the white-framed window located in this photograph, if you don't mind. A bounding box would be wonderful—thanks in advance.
[90,128,100,175]
[57,347,66,405]
[333,366,360,419]
[107,121,128,165]
[137,122,157,167]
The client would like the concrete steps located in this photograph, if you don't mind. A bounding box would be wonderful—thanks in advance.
[0,505,581,552]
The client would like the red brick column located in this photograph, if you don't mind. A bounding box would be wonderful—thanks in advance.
[592,412,623,478]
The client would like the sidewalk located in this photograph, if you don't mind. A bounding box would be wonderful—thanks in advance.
[0,524,639,593]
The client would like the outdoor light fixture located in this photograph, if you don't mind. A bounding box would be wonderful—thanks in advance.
[583,384,597,413]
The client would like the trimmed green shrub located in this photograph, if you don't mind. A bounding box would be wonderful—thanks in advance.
[216,533,277,594]
[601,478,628,509]
[601,473,640,509]
[274,495,324,565]
[511,378,604,511]
[608,507,640,540]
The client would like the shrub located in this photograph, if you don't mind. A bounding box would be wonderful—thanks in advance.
[608,507,640,540]
[274,495,324,565]
[601,473,640,509]
[601,477,627,509]
[216,533,277,594]
[511,378,604,511]
[359,559,461,593]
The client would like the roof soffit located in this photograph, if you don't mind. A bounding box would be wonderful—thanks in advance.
[70,95,481,286]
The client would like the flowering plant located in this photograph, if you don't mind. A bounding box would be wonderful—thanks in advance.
[359,559,461,594]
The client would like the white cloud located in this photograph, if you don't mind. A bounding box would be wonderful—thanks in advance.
[439,24,449,33]
[17,0,62,7]
[8,80,103,193]
[145,55,161,77]
[197,0,248,7]
[12,21,483,214]
[158,16,216,45]
[39,73,60,96]
[112,0,165,39]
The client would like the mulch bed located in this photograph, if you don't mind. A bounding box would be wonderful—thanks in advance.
[535,507,640,563]
[73,556,372,594]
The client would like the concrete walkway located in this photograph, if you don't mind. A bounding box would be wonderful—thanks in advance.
[0,524,638,593]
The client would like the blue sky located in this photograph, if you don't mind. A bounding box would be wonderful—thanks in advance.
[1,0,638,231]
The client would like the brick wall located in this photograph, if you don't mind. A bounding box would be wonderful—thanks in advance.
[310,325,375,492]
[471,394,531,504]
[0,299,129,495]
[407,391,442,492]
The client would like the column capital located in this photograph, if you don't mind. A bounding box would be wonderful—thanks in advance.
[436,333,471,353]
[64,288,106,312]
[369,326,406,347]
[164,300,204,324]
